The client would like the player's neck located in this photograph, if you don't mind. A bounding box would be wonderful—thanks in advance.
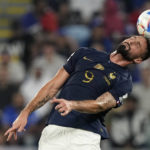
[110,51,132,67]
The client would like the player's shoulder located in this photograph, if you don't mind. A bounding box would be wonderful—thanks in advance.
[117,69,132,89]
[76,47,109,57]
[76,47,94,53]
[117,67,132,82]
[109,60,132,82]
[111,62,133,88]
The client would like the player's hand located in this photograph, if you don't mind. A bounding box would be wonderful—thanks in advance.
[51,97,73,116]
[4,112,28,141]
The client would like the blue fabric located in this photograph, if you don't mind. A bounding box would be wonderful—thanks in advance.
[60,25,91,46]
[21,12,39,30]
[47,47,132,139]
[2,106,39,128]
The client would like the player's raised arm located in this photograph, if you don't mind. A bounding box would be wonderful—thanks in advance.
[4,67,70,141]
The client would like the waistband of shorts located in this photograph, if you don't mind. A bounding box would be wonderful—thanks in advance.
[45,124,101,139]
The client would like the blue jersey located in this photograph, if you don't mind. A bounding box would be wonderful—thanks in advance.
[47,47,132,139]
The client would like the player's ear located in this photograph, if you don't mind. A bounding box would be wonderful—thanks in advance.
[133,57,143,64]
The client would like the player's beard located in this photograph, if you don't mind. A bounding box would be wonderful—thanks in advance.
[116,43,133,61]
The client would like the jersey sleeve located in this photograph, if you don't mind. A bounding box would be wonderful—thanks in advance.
[109,77,132,107]
[63,47,89,74]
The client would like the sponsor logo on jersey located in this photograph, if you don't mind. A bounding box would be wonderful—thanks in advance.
[83,56,93,62]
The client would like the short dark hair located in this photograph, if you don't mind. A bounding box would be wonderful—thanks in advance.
[142,37,150,61]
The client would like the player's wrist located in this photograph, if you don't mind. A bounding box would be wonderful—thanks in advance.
[21,109,30,117]
[70,101,77,111]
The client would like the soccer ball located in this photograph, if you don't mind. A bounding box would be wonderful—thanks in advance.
[137,10,150,38]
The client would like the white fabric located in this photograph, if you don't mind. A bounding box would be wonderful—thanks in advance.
[132,83,150,114]
[70,0,105,21]
[33,53,66,78]
[20,74,51,119]
[39,125,101,150]
[110,109,149,146]
[7,61,25,84]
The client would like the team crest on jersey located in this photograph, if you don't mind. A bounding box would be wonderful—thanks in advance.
[104,72,116,86]
[109,72,116,80]
[94,64,104,70]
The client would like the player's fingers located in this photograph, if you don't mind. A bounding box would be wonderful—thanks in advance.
[52,97,60,101]
[60,110,69,116]
[4,129,10,136]
[55,103,64,110]
[55,103,65,110]
[53,97,57,100]
[7,132,14,141]
[55,105,60,110]
[4,127,15,136]
[60,112,68,116]
[58,107,66,113]
[52,98,65,104]
[13,131,17,141]
[51,98,60,104]
[18,125,25,132]
[51,97,55,103]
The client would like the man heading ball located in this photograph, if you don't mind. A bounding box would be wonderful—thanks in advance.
[5,35,150,150]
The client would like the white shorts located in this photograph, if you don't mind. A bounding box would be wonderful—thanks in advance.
[38,125,101,150]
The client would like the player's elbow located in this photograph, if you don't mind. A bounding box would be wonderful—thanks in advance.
[97,103,108,112]
[90,103,107,113]
[96,94,117,112]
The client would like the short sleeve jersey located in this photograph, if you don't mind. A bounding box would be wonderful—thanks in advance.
[47,47,132,139]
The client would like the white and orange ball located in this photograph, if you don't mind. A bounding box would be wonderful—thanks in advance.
[137,9,150,38]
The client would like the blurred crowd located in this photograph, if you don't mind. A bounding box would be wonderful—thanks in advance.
[0,0,150,149]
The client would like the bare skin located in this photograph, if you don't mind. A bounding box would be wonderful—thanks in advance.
[4,68,70,141]
[110,35,147,66]
[51,92,116,116]
[51,36,148,116]
[4,35,148,141]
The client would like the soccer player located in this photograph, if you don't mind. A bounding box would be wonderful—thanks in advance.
[5,35,150,150]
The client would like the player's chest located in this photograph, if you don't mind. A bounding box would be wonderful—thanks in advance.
[72,55,118,90]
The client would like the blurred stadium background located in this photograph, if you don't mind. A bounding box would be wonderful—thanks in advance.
[0,0,150,150]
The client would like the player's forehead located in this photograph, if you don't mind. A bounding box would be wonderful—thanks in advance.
[132,35,145,40]
[128,35,147,47]
[128,35,144,40]
[136,35,147,48]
